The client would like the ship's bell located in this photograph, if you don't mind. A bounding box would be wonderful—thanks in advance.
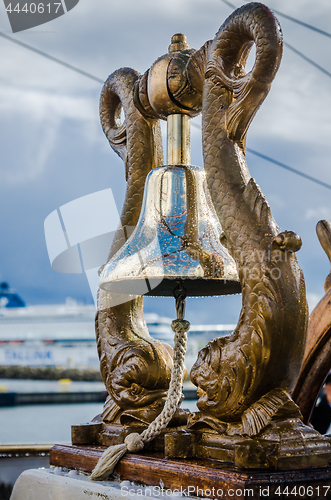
[99,161,240,298]
[99,35,240,300]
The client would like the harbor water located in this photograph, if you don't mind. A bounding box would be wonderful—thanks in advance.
[0,402,104,444]
[0,379,198,444]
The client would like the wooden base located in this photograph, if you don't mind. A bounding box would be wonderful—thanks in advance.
[72,417,331,471]
[50,444,331,500]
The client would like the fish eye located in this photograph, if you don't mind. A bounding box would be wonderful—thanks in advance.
[130,383,141,395]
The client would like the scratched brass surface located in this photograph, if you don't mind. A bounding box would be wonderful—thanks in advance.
[99,164,240,297]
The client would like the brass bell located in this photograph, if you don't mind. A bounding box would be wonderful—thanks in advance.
[99,118,240,299]
[99,36,240,300]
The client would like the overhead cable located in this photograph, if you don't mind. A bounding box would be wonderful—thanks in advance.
[1,20,330,191]
[0,31,104,84]
[246,148,331,190]
[219,0,236,9]
[220,0,331,41]
[271,8,331,39]
[219,0,331,79]
[284,42,331,79]
[191,123,331,190]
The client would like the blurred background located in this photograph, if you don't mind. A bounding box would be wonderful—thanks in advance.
[1,1,331,495]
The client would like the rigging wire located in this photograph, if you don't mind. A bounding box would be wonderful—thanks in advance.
[219,0,331,79]
[246,148,331,191]
[1,8,331,191]
[219,0,237,9]
[0,31,104,84]
[270,8,331,39]
[191,123,331,190]
[284,41,331,79]
[220,0,331,38]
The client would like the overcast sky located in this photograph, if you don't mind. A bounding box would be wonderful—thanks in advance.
[0,0,331,324]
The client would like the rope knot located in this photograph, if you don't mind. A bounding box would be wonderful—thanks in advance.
[171,319,190,334]
[124,432,144,452]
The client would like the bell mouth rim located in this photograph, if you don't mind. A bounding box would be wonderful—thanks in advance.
[99,277,241,298]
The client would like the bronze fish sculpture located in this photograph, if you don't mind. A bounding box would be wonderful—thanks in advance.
[190,3,308,436]
[96,68,174,425]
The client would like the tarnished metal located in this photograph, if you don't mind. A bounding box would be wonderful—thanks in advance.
[317,219,331,292]
[168,33,189,53]
[189,2,307,431]
[292,220,331,423]
[136,33,203,120]
[147,52,182,118]
[96,29,240,428]
[94,2,331,470]
[97,67,173,427]
[167,114,190,166]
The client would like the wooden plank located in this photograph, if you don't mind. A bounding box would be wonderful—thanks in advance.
[50,444,331,500]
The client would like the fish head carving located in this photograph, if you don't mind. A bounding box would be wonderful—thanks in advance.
[190,338,231,415]
[108,341,173,409]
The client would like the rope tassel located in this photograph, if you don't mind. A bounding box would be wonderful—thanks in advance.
[89,433,144,481]
[89,315,190,481]
[89,444,127,481]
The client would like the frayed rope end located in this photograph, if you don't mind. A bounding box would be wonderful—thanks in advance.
[89,433,144,481]
[89,443,127,481]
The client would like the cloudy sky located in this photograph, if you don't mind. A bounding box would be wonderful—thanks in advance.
[0,0,331,324]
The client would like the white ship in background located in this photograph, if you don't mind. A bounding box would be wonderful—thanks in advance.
[0,283,235,371]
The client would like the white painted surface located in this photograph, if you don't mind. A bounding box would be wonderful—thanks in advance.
[11,468,126,500]
[10,468,189,500]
